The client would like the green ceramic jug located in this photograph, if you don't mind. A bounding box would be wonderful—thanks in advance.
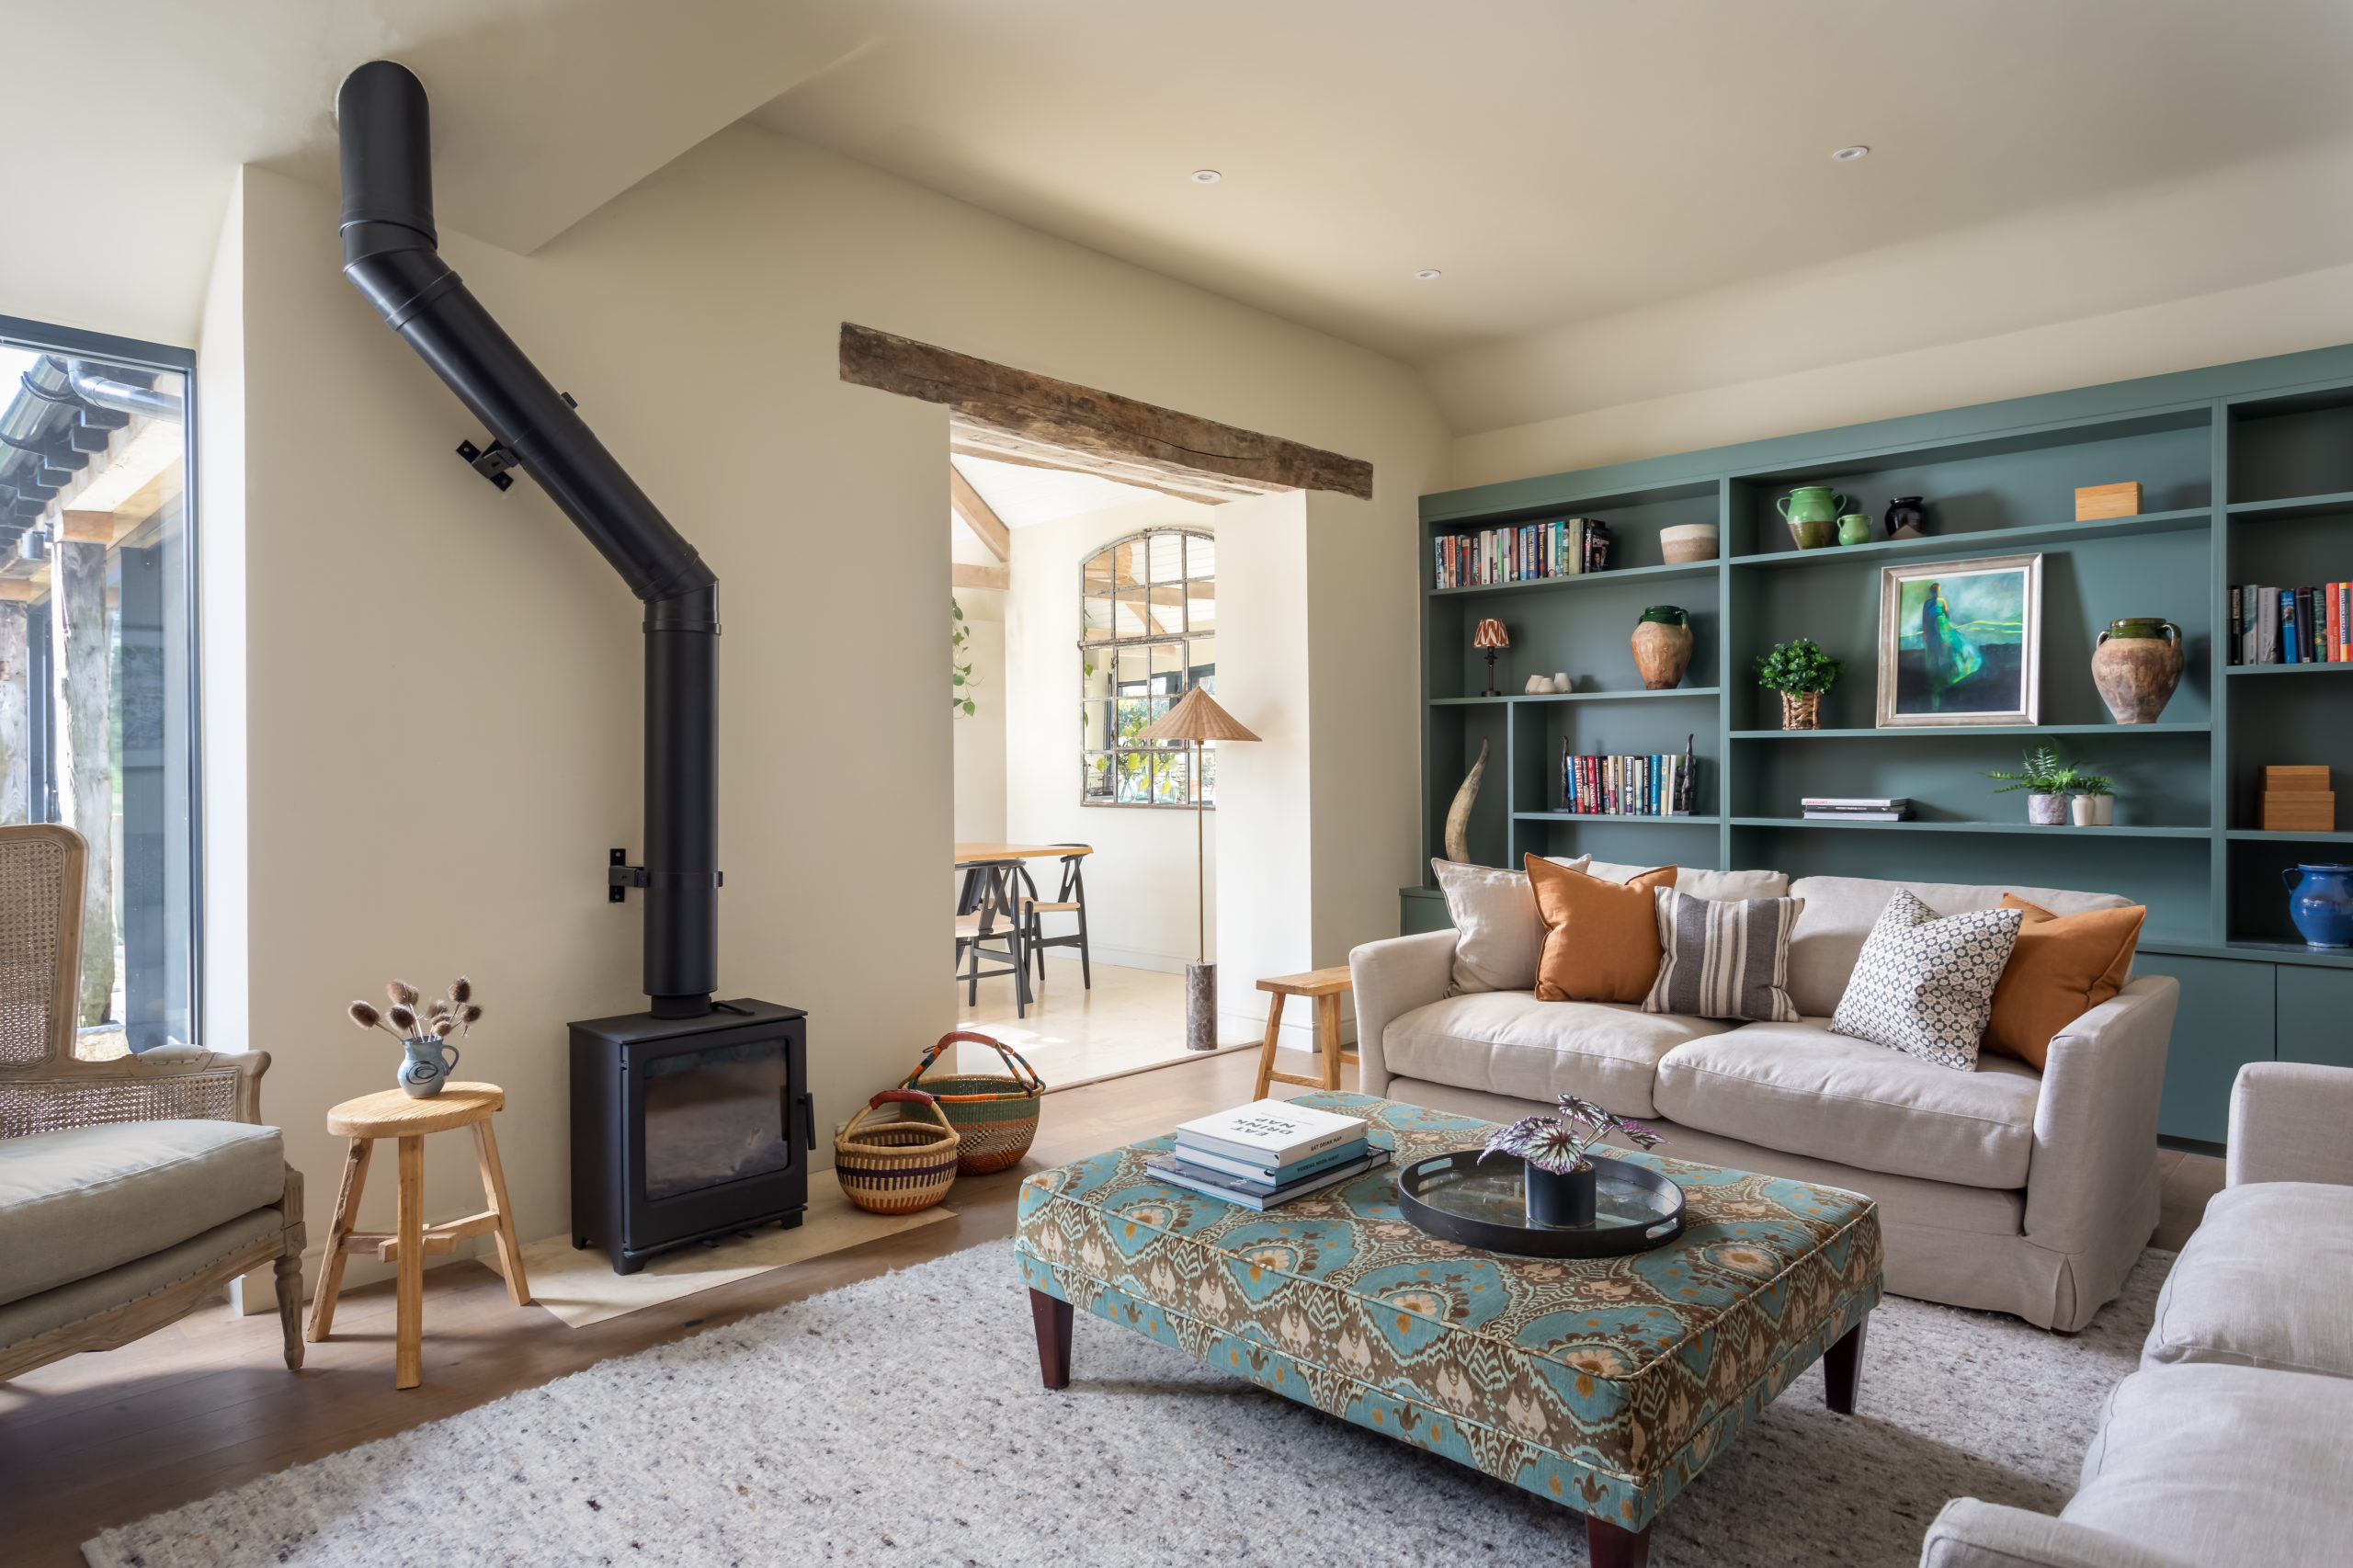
[1777,486,1853,551]
[1837,513,1873,546]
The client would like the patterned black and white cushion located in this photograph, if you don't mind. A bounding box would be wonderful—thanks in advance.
[1830,890,2022,1070]
[1642,888,1804,1022]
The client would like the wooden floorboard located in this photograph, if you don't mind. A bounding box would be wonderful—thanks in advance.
[0,1050,2221,1565]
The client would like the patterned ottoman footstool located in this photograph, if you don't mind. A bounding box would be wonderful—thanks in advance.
[1015,1092,1883,1568]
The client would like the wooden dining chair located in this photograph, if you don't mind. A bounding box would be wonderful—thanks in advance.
[1022,846,1093,990]
[953,859,1032,1016]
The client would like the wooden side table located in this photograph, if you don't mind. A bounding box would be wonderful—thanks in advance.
[1253,967,1358,1096]
[308,1082,532,1390]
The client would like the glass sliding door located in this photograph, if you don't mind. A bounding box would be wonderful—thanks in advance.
[0,321,198,1055]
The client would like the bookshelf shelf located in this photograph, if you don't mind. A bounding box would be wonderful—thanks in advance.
[2224,662,2353,676]
[1729,722,2211,740]
[1729,817,2209,839]
[2225,830,2353,843]
[1726,507,2210,570]
[1429,559,1718,597]
[1432,687,1720,707]
[2224,491,2353,522]
[1513,812,1722,825]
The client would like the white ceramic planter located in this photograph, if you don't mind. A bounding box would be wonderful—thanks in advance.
[2028,793,2067,825]
[2071,793,2115,826]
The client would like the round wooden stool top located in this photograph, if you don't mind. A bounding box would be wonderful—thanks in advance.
[327,1083,506,1139]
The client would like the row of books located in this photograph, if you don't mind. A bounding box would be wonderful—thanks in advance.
[1143,1098,1391,1211]
[1803,796,1912,822]
[2229,585,2351,665]
[1558,748,1697,817]
[1433,517,1611,588]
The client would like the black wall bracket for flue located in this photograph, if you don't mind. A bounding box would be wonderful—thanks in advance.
[608,847,720,903]
[457,437,517,491]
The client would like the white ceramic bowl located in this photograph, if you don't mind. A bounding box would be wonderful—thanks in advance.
[1661,523,1719,564]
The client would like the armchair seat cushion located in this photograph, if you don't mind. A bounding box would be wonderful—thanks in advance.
[0,1119,284,1307]
[2067,1364,2353,1566]
[2143,1181,2353,1379]
[1381,992,1733,1119]
[0,1207,285,1350]
[1653,1018,2041,1187]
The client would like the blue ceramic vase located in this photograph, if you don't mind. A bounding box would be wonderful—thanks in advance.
[396,1035,460,1097]
[2283,863,2353,949]
[1525,1161,1597,1228]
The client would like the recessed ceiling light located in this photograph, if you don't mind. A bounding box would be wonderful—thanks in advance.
[1191,169,1222,184]
[1831,145,1870,163]
[1414,268,1442,280]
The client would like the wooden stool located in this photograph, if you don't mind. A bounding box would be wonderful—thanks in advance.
[308,1082,532,1390]
[1253,967,1358,1096]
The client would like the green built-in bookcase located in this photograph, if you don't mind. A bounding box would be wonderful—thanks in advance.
[1404,343,2353,1146]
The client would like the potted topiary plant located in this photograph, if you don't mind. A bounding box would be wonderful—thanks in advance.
[1752,639,1842,730]
[2071,773,2117,826]
[1987,745,2080,825]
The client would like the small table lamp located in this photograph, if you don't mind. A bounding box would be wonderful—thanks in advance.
[1139,687,1261,1051]
[1473,619,1511,696]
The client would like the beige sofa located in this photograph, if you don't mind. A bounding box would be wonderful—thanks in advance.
[1352,870,2179,1331]
[1921,1061,2353,1567]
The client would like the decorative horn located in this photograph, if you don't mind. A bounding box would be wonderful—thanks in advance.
[1443,740,1489,864]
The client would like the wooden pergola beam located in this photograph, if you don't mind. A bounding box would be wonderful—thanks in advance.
[949,466,1012,562]
[951,562,1009,591]
[842,324,1373,502]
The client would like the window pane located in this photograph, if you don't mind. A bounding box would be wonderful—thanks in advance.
[1187,634,1215,693]
[1146,531,1184,585]
[1080,650,1111,701]
[1083,751,1114,800]
[1110,540,1145,588]
[1083,548,1117,591]
[1082,593,1115,643]
[1115,749,1150,802]
[1114,585,1151,638]
[1198,743,1217,805]
[1149,642,1183,694]
[1081,699,1111,751]
[0,345,194,1058]
[1153,748,1188,805]
[1150,583,1185,635]
[1186,534,1215,581]
[1114,644,1152,692]
[1185,582,1214,635]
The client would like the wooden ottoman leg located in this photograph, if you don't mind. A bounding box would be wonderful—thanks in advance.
[1252,993,1287,1099]
[1029,1287,1073,1390]
[1586,1516,1652,1568]
[472,1118,533,1307]
[1823,1316,1867,1415]
[307,1137,371,1342]
[1316,991,1344,1090]
[395,1134,425,1391]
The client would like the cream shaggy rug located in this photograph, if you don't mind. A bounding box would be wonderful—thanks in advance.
[84,1243,2171,1568]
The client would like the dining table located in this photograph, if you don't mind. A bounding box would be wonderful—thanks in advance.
[952,845,1096,1013]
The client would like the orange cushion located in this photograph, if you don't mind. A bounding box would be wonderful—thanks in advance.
[1984,894,2147,1068]
[1526,855,1677,1004]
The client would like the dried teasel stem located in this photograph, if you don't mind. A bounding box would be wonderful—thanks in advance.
[449,976,472,1006]
[348,1000,405,1044]
[432,1017,459,1038]
[386,1003,419,1039]
[457,1002,483,1037]
[387,979,421,1010]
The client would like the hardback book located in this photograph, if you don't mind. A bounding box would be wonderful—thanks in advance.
[1804,810,1906,821]
[1171,1136,1369,1186]
[2229,585,2242,665]
[1175,1099,1369,1167]
[1802,797,1911,810]
[1143,1149,1391,1210]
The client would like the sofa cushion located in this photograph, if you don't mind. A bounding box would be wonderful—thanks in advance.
[2143,1181,2353,1379]
[1529,857,1676,1004]
[1383,992,1734,1119]
[1431,855,1589,994]
[1643,887,1803,1022]
[1984,896,2147,1069]
[0,1207,285,1350]
[0,1119,283,1308]
[2067,1364,2353,1566]
[1785,875,2134,1017]
[1829,891,2022,1071]
[1653,1017,2041,1187]
[1589,860,1790,901]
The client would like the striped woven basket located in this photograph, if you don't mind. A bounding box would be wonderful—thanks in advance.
[902,1031,1046,1176]
[833,1090,961,1215]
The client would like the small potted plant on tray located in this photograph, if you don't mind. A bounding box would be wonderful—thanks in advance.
[1481,1095,1664,1228]
[1753,639,1842,731]
[1987,745,2084,826]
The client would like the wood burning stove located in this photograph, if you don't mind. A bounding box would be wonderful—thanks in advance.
[570,1001,813,1273]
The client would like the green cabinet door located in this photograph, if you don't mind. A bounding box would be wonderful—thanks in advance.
[2131,954,2274,1145]
[2276,966,2353,1072]
[1400,886,1454,937]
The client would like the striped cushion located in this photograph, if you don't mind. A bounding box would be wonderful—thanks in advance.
[1642,888,1803,1022]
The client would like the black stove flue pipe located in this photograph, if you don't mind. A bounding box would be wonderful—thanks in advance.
[336,60,720,1019]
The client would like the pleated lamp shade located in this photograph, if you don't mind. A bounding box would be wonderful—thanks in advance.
[1138,686,1261,744]
[1472,618,1511,649]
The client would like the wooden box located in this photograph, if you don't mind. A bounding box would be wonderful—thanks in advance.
[2266,766,2331,790]
[2262,792,2336,833]
[2075,482,2143,520]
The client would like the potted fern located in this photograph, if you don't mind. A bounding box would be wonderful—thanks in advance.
[1987,745,2079,825]
[1752,639,1842,730]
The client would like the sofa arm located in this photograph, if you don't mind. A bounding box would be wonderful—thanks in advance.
[2227,1061,2353,1187]
[2022,976,2176,1264]
[1348,930,1458,1096]
[1920,1499,2193,1568]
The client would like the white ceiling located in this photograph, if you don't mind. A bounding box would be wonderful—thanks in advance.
[6,1,2352,419]
[952,456,1173,530]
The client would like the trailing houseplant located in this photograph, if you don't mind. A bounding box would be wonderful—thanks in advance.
[349,977,483,1098]
[1752,639,1842,730]
[951,597,977,718]
[1987,745,2086,826]
[1481,1095,1664,1227]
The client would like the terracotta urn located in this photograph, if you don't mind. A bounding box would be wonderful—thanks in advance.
[2090,618,2183,724]
[1631,606,1693,690]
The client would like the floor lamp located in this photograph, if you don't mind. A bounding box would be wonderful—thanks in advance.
[1138,687,1261,1051]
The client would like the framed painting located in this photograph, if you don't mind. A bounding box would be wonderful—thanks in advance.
[1875,552,2042,727]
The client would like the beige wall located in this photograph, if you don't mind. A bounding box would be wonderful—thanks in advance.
[951,585,1005,846]
[212,126,1447,1282]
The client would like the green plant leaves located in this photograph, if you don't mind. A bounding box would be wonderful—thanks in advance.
[1752,638,1842,694]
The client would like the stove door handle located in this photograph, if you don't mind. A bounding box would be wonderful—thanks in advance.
[798,1091,818,1153]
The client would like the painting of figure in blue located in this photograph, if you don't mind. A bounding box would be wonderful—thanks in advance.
[1881,556,2040,725]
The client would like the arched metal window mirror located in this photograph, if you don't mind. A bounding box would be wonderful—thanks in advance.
[1079,527,1214,806]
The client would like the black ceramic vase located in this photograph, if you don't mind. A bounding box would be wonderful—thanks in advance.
[1525,1161,1598,1227]
[1884,496,1927,539]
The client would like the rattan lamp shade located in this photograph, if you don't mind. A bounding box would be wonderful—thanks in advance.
[1138,687,1261,744]
[1472,618,1510,649]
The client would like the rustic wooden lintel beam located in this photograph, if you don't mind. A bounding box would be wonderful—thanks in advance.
[840,323,1373,502]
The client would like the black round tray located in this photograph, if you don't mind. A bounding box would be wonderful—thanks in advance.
[1397,1150,1685,1258]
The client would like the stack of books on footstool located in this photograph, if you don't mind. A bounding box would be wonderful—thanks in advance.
[1142,1098,1391,1210]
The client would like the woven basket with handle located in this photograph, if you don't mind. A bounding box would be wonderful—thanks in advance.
[834,1089,961,1214]
[901,1031,1046,1176]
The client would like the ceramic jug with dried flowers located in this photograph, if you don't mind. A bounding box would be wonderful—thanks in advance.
[349,977,483,1097]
